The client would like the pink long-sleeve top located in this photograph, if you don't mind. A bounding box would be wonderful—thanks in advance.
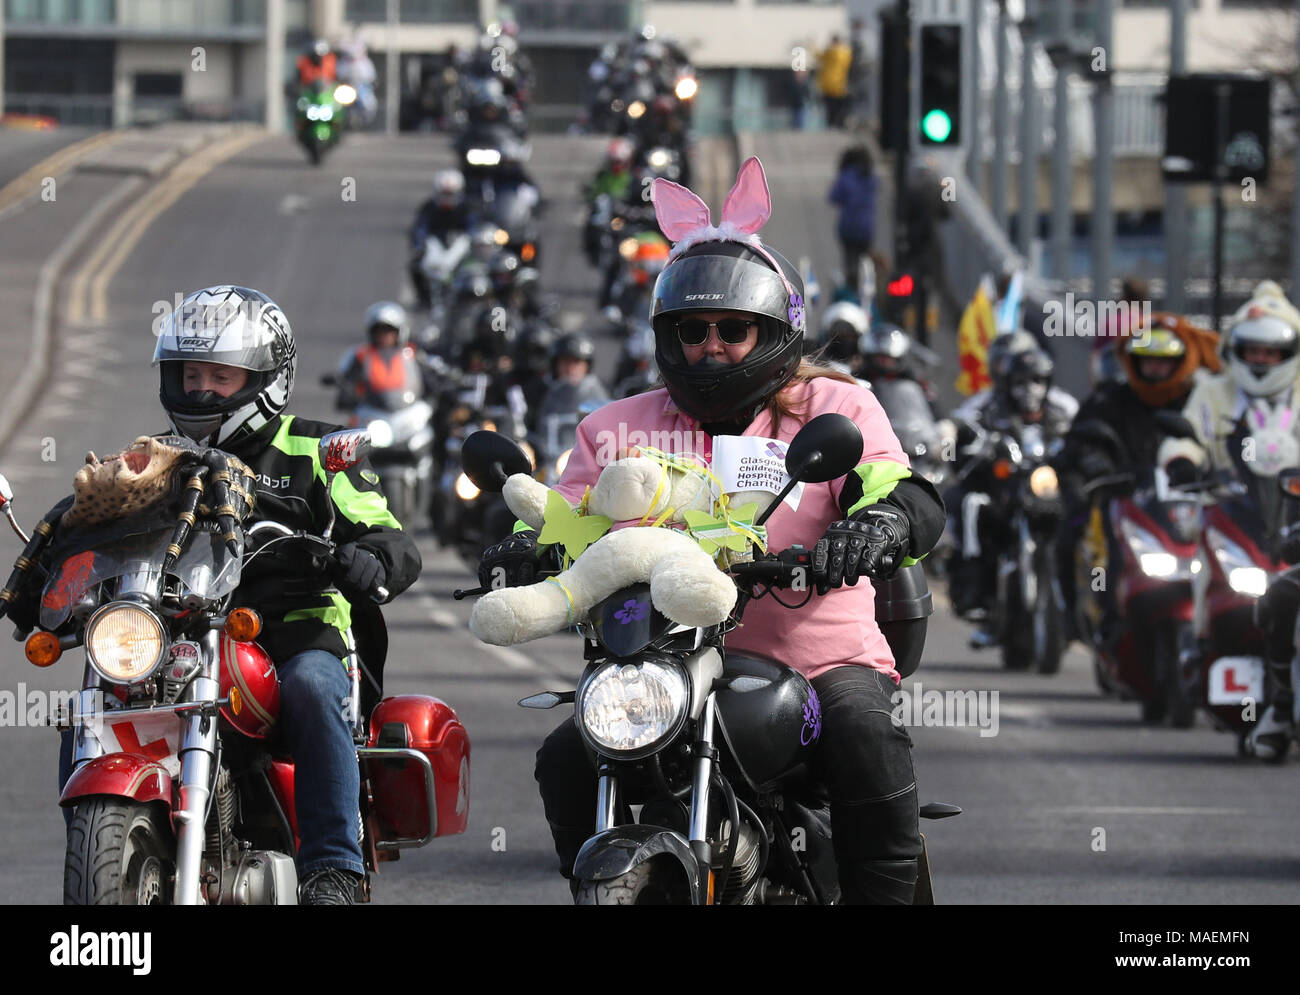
[553,378,911,682]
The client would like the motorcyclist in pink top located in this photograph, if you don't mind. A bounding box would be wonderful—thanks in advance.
[479,159,946,903]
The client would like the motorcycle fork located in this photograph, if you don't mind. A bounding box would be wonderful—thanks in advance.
[688,694,719,900]
[173,628,221,905]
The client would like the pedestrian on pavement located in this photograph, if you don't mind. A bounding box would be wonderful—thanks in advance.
[829,144,878,292]
[848,17,876,128]
[789,67,812,130]
[816,34,853,129]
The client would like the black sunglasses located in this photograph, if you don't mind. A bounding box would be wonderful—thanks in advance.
[675,318,756,347]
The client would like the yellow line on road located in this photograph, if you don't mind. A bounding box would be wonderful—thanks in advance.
[83,128,265,324]
[0,130,119,216]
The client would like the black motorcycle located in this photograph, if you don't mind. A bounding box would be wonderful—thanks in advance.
[455,415,957,905]
[961,423,1066,674]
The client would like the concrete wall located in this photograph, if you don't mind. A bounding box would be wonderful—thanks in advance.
[1113,2,1294,73]
[644,0,849,69]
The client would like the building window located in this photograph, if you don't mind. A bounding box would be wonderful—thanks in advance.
[345,0,479,22]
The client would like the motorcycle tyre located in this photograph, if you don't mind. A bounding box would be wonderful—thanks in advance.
[64,797,172,906]
[999,568,1034,672]
[1032,552,1064,676]
[573,861,683,905]
[1157,623,1195,729]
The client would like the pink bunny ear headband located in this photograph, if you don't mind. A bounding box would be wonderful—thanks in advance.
[651,156,805,333]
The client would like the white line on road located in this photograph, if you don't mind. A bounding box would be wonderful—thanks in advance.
[1037,807,1250,816]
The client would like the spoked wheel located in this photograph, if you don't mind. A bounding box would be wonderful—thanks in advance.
[64,798,173,905]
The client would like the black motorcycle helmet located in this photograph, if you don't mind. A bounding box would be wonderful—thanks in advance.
[551,332,595,378]
[650,239,804,423]
[1003,348,1053,416]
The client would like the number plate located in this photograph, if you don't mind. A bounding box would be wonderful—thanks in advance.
[91,710,184,777]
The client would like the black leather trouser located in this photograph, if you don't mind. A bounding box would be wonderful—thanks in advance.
[534,665,922,904]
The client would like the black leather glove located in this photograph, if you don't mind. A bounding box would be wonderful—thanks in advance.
[478,529,544,590]
[813,507,912,594]
[334,542,388,599]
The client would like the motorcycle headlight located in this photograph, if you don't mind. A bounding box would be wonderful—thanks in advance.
[1119,519,1178,578]
[367,419,394,449]
[618,237,639,260]
[85,603,167,686]
[455,472,480,501]
[675,77,698,100]
[1029,465,1059,499]
[466,148,502,166]
[333,84,357,105]
[317,107,333,121]
[577,659,689,758]
[1207,526,1268,596]
[627,100,646,119]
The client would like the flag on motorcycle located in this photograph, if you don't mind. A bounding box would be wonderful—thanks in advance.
[955,277,997,396]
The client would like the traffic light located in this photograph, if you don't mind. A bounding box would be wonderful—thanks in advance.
[879,8,910,153]
[918,24,962,146]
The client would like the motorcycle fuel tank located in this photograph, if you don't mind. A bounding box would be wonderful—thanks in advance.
[715,653,821,792]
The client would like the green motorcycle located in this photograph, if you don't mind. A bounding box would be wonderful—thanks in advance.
[295,82,355,165]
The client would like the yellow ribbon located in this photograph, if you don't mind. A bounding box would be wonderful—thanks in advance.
[546,576,577,626]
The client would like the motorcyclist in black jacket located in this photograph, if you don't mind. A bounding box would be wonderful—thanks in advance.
[143,287,421,904]
[1052,317,1221,646]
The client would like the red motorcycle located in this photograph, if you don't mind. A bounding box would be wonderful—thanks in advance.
[0,430,469,904]
[1074,468,1201,725]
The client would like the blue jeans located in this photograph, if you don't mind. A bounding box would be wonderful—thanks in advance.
[59,648,363,878]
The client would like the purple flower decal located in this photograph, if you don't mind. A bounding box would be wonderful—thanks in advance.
[800,687,822,745]
[787,293,805,332]
[614,598,649,625]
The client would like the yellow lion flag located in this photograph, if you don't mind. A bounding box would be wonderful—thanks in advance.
[955,282,996,396]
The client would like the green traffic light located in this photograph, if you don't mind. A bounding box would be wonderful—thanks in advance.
[921,109,953,143]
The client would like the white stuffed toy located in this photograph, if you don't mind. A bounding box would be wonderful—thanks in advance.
[468,449,772,647]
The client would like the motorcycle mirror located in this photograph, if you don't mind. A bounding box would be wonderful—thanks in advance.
[320,372,338,387]
[784,412,864,484]
[755,413,863,530]
[1153,410,1197,441]
[319,430,372,474]
[1279,468,1300,498]
[462,430,533,492]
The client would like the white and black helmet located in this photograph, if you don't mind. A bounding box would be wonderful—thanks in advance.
[153,285,296,447]
[364,300,410,344]
[1226,309,1300,398]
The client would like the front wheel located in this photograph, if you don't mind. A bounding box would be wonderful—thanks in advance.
[574,862,685,905]
[64,797,173,905]
[1032,548,1065,675]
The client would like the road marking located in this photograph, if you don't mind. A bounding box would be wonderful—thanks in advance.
[1038,807,1249,816]
[485,644,541,672]
[0,174,146,457]
[0,130,120,219]
[85,129,265,323]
